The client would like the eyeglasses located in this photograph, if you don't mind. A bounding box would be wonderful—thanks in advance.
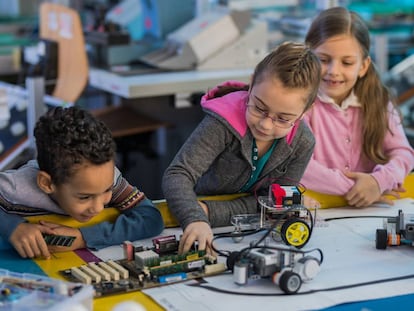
[246,104,297,129]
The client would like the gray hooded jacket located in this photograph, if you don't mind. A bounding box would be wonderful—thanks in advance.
[162,81,315,229]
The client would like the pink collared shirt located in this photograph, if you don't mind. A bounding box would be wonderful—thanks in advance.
[300,93,414,195]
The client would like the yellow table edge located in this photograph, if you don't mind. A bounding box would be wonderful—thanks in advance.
[304,174,414,209]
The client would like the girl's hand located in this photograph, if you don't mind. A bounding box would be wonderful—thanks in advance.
[344,171,381,207]
[178,221,213,255]
[9,222,55,259]
[377,185,406,205]
[39,220,85,252]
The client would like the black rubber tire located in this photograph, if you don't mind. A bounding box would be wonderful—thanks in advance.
[279,271,302,294]
[376,229,388,249]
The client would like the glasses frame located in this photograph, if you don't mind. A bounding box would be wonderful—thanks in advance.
[246,103,298,129]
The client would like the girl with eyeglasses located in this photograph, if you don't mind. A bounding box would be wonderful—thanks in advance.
[162,42,321,254]
[300,7,414,208]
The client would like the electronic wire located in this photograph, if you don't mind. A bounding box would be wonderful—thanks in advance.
[211,204,316,258]
[324,215,392,222]
[206,199,401,297]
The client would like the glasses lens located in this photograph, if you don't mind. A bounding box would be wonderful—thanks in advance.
[247,105,293,128]
[275,120,292,128]
[248,105,262,118]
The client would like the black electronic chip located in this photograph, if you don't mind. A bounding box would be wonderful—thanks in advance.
[43,234,76,247]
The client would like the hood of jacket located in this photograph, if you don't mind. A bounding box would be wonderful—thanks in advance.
[201,80,249,137]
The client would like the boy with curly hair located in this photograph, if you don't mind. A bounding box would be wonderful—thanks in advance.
[0,106,164,258]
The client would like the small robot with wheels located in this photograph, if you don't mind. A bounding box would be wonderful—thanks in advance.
[376,209,414,249]
[231,184,313,248]
[228,245,322,294]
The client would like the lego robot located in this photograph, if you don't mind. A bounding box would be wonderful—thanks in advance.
[227,245,322,294]
[376,209,414,249]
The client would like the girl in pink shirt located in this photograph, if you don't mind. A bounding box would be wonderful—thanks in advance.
[301,7,414,207]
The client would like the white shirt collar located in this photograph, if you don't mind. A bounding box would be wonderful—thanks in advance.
[317,90,361,111]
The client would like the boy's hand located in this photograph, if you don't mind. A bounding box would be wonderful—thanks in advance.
[39,220,86,252]
[9,222,55,259]
[179,221,213,255]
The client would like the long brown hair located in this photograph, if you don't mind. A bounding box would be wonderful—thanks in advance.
[212,41,321,112]
[305,6,398,164]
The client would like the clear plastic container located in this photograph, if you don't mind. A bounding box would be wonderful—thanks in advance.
[0,268,94,311]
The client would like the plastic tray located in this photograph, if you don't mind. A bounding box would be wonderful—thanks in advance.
[0,268,94,311]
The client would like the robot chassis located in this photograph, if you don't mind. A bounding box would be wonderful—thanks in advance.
[376,209,414,249]
[228,244,323,294]
[231,185,314,248]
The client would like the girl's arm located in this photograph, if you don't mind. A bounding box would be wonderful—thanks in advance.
[300,109,355,195]
[201,195,258,227]
[301,157,355,195]
[370,105,414,193]
[162,116,232,230]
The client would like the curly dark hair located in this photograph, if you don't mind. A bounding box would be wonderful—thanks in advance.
[34,106,116,185]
